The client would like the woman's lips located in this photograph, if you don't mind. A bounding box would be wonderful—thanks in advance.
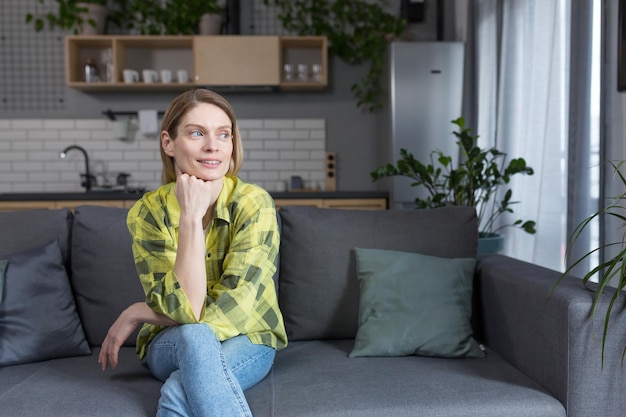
[198,159,220,167]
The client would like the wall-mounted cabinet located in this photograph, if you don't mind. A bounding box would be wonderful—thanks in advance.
[280,36,328,90]
[65,35,327,92]
[194,36,280,86]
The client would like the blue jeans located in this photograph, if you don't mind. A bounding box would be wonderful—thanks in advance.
[146,324,276,417]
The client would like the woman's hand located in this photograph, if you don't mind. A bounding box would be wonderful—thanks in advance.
[174,173,219,222]
[99,303,141,371]
[99,302,178,371]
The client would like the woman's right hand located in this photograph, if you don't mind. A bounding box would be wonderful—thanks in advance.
[174,173,216,221]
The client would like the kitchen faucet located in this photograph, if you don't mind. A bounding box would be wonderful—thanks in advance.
[60,145,94,192]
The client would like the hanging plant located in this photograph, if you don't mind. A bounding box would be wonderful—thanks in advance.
[263,0,406,112]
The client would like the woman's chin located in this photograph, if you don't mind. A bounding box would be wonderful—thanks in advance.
[198,173,226,182]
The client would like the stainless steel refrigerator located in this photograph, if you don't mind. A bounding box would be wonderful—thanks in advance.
[378,42,465,209]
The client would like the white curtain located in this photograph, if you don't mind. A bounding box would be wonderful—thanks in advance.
[469,0,571,271]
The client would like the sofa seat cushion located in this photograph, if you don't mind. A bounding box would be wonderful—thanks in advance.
[246,340,566,417]
[0,348,160,417]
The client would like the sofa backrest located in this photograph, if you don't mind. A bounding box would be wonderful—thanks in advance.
[1,204,478,348]
[0,208,72,265]
[70,204,283,348]
[70,205,143,347]
[277,205,478,341]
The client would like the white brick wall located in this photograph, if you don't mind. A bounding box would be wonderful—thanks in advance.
[0,118,326,193]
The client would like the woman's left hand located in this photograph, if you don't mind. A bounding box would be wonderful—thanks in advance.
[98,303,141,371]
[98,302,178,371]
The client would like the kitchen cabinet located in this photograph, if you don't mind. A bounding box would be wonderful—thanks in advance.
[55,200,134,210]
[65,36,195,92]
[0,201,57,212]
[65,35,327,91]
[321,198,387,210]
[274,199,324,209]
[0,197,386,212]
[279,36,328,90]
[274,198,387,210]
[0,200,135,212]
[194,36,280,86]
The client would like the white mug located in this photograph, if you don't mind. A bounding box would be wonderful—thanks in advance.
[160,69,173,83]
[142,69,159,84]
[122,69,139,83]
[177,69,189,83]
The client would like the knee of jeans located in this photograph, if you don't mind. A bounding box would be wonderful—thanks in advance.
[176,323,218,348]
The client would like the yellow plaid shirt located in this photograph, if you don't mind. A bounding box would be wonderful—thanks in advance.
[127,176,287,359]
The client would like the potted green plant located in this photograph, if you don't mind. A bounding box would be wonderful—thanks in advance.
[263,0,406,112]
[551,161,626,364]
[121,0,223,35]
[371,117,537,252]
[198,0,225,35]
[25,0,115,35]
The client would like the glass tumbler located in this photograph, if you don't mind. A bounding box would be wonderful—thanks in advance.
[297,64,309,81]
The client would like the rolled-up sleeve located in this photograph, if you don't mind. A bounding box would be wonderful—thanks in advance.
[128,203,200,325]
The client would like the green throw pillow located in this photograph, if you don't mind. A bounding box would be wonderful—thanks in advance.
[350,247,485,359]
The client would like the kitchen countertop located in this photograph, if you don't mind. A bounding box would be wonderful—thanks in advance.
[0,191,388,201]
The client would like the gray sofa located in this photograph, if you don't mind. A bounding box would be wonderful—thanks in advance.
[0,205,624,417]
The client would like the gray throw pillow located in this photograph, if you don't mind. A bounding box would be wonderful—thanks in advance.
[350,247,484,359]
[0,240,91,366]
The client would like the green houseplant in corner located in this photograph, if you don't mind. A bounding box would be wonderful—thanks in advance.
[371,117,537,252]
[551,161,626,364]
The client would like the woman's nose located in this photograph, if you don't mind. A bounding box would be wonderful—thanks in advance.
[203,136,218,151]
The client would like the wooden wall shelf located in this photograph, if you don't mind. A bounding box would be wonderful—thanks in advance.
[65,35,328,92]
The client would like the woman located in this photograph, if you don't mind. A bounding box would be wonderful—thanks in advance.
[98,89,287,417]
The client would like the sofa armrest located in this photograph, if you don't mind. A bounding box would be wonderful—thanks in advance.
[476,254,626,417]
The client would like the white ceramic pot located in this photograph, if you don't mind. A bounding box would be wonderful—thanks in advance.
[77,3,107,35]
[199,13,222,35]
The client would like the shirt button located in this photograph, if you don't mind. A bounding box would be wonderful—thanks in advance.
[207,253,211,258]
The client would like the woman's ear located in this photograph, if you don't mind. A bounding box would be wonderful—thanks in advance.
[162,131,175,157]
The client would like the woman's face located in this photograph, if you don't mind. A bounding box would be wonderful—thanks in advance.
[161,102,234,182]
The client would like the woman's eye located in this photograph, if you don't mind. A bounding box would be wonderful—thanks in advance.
[219,132,231,140]
[190,130,203,137]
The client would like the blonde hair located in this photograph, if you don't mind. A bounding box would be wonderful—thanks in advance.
[159,89,243,184]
